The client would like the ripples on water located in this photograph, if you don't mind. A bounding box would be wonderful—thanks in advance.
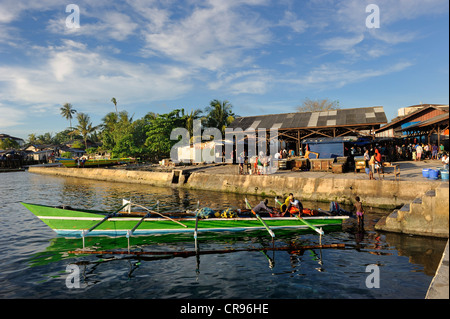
[0,171,447,299]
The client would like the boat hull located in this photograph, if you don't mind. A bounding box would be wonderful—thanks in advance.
[22,203,349,238]
[56,158,133,168]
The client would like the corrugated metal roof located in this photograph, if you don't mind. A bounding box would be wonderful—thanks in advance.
[228,107,387,130]
[376,105,448,132]
[400,112,449,131]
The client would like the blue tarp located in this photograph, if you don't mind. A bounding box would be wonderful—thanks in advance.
[307,142,343,159]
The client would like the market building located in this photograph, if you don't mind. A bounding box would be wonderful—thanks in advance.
[375,104,449,147]
[227,106,388,157]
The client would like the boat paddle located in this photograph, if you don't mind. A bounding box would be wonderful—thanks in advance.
[245,198,275,238]
[275,197,324,236]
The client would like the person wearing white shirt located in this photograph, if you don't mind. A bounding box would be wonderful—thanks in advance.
[442,153,449,170]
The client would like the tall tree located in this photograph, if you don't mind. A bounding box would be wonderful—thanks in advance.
[0,138,19,150]
[111,97,118,114]
[184,108,203,137]
[27,133,37,145]
[297,98,340,112]
[204,100,235,136]
[36,132,54,145]
[60,103,77,129]
[101,112,119,132]
[145,109,186,159]
[100,111,134,153]
[74,113,98,149]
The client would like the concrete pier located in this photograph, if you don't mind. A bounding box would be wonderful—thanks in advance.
[426,240,449,299]
[375,183,449,238]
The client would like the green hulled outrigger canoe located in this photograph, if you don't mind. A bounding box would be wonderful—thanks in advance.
[21,202,349,238]
[56,157,134,168]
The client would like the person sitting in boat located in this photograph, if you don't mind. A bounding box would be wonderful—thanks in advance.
[280,193,292,212]
[253,199,273,215]
[284,194,303,216]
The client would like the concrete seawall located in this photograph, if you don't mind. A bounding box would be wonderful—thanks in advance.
[29,166,441,210]
[28,167,173,188]
[185,172,444,209]
[426,240,449,299]
[375,183,449,238]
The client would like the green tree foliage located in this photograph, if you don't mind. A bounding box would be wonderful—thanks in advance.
[0,138,19,150]
[74,113,98,149]
[54,129,82,145]
[100,111,142,157]
[60,103,77,129]
[111,97,118,114]
[144,109,187,159]
[36,132,54,145]
[112,118,149,158]
[22,99,236,161]
[204,99,235,135]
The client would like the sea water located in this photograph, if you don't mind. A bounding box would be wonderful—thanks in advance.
[0,171,446,300]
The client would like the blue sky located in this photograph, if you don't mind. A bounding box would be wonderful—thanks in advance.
[0,0,448,140]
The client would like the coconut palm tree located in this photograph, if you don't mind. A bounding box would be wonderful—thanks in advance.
[74,113,98,149]
[205,99,235,136]
[111,97,118,114]
[101,112,119,132]
[184,108,203,137]
[60,103,77,129]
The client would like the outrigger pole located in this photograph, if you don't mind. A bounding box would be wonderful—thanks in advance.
[194,200,200,252]
[81,203,129,249]
[129,202,188,228]
[275,197,324,238]
[126,201,159,253]
[245,198,275,238]
[69,243,345,257]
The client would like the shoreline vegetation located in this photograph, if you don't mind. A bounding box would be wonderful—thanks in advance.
[34,99,235,161]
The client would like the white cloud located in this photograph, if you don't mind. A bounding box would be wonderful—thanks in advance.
[208,69,272,95]
[278,11,308,33]
[0,0,447,137]
[317,0,449,56]
[229,80,269,95]
[0,104,25,128]
[46,12,138,41]
[284,61,413,89]
[141,0,271,70]
[0,41,193,116]
[125,0,171,32]
[320,34,365,53]
[335,0,448,32]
